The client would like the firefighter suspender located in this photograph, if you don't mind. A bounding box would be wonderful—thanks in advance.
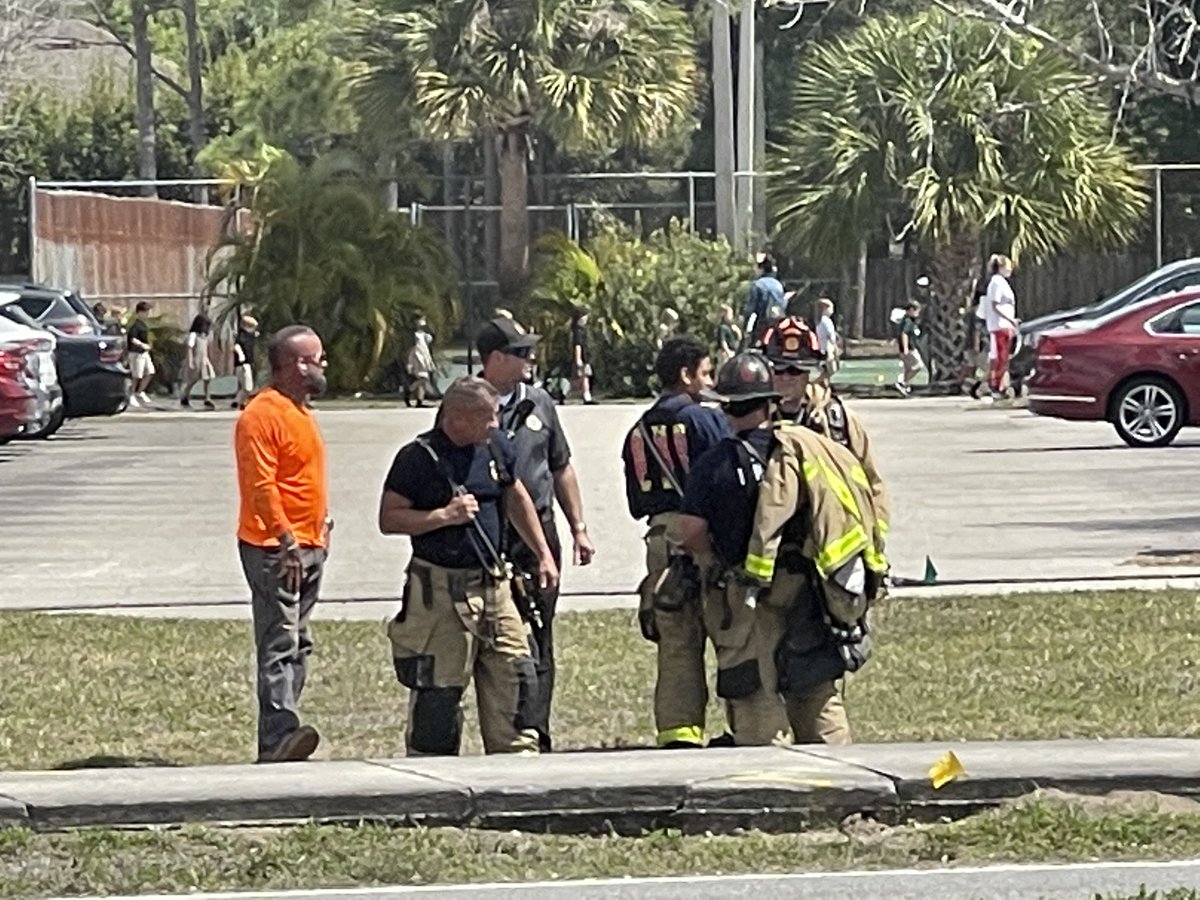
[415,437,507,576]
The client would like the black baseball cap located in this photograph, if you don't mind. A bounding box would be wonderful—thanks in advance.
[475,316,540,358]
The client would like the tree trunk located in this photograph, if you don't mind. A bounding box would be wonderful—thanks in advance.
[132,0,157,197]
[182,0,206,204]
[441,142,455,251]
[852,238,867,339]
[497,126,529,304]
[711,0,735,243]
[927,234,981,386]
[483,135,499,282]
[377,149,398,211]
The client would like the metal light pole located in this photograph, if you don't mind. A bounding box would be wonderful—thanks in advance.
[735,0,756,254]
[711,0,736,244]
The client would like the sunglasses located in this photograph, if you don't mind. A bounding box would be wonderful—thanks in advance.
[504,345,534,359]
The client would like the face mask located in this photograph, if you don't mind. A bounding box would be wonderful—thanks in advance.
[303,366,328,397]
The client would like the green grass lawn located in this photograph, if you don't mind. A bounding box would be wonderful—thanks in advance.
[5,794,1200,897]
[1,589,1199,769]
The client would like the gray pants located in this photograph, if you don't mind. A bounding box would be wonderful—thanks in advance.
[239,541,325,757]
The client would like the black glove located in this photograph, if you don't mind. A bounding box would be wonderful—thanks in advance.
[638,605,660,643]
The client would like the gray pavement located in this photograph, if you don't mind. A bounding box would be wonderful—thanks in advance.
[5,397,1200,614]
[62,861,1200,899]
[4,738,1200,832]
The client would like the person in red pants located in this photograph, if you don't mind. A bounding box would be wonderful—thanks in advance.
[983,254,1020,398]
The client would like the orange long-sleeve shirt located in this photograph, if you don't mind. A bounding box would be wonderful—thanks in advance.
[234,387,329,548]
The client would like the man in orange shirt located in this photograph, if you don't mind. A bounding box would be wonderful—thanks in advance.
[234,324,331,763]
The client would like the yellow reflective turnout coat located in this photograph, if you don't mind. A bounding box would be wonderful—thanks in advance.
[743,424,888,590]
[794,383,889,544]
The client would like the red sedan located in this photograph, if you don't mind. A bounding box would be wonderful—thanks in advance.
[0,318,58,443]
[1028,289,1200,447]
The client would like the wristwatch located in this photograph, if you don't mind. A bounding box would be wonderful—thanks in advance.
[572,522,588,535]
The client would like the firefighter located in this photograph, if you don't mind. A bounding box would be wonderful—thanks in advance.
[743,421,888,744]
[378,376,559,756]
[761,316,888,544]
[677,352,793,746]
[621,335,731,748]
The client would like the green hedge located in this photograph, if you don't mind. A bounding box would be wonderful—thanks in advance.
[521,217,749,397]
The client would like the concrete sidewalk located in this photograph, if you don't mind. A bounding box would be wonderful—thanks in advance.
[2,738,1198,833]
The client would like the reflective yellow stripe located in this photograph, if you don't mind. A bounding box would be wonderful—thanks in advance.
[657,725,704,747]
[876,519,890,536]
[802,459,818,481]
[851,465,870,490]
[745,553,775,581]
[865,547,889,571]
[818,458,859,518]
[814,524,869,577]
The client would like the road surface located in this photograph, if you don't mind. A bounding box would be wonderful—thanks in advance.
[65,859,1200,899]
[5,397,1200,614]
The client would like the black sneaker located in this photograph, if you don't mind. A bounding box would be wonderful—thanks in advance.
[259,725,320,763]
[180,396,191,407]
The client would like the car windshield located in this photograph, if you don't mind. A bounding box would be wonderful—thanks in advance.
[1076,263,1200,321]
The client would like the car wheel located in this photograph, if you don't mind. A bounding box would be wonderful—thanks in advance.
[1111,377,1185,448]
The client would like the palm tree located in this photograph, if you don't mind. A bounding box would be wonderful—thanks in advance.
[351,0,700,302]
[769,8,1149,379]
[206,146,457,392]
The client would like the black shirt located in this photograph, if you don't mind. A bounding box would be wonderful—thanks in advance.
[571,322,589,365]
[127,319,149,351]
[681,427,774,569]
[498,383,570,516]
[235,328,257,368]
[384,428,517,569]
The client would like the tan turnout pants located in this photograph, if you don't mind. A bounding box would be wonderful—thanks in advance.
[702,574,790,745]
[768,558,852,745]
[640,513,708,747]
[388,558,539,756]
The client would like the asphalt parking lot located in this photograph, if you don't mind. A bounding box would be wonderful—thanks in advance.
[3,396,1200,614]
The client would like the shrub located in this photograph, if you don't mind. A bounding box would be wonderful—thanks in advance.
[523,217,748,397]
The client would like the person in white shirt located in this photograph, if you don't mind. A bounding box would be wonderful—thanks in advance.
[814,297,840,377]
[983,254,1020,396]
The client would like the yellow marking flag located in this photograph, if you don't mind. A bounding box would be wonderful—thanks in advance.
[928,750,966,789]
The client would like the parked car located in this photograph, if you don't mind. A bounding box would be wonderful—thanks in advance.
[0,313,62,442]
[0,284,129,422]
[1011,258,1200,391]
[1027,288,1200,447]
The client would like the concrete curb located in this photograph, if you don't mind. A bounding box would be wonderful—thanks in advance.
[1,739,1199,833]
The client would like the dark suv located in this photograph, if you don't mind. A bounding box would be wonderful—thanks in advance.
[0,283,129,422]
[1012,258,1200,389]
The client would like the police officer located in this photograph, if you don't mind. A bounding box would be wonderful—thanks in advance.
[677,352,792,746]
[378,376,559,756]
[762,316,888,530]
[621,335,730,748]
[475,316,596,753]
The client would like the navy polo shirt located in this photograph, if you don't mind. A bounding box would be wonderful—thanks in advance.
[384,428,516,569]
[681,426,774,569]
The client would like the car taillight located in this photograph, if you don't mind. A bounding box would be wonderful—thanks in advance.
[99,341,124,364]
[1037,337,1063,361]
[0,345,23,374]
[54,316,93,336]
[0,338,48,376]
